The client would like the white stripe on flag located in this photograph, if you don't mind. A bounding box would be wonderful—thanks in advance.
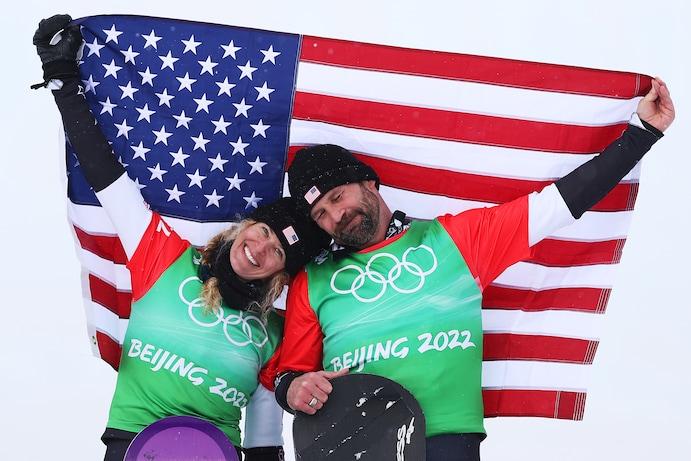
[482,361,589,391]
[296,62,640,126]
[482,309,603,340]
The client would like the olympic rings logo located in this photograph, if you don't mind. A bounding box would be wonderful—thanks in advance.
[178,276,268,348]
[330,245,438,303]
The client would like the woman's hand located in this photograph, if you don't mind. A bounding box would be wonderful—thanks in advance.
[32,14,82,85]
[637,77,675,133]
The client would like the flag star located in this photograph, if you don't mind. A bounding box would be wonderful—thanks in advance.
[187,169,207,188]
[181,35,202,54]
[243,191,262,209]
[260,45,281,64]
[114,119,133,139]
[118,156,129,169]
[250,119,270,138]
[165,184,186,203]
[133,177,147,190]
[215,77,236,97]
[85,38,104,57]
[155,88,175,107]
[159,51,179,70]
[135,103,156,122]
[191,132,211,151]
[138,67,157,86]
[99,97,117,116]
[229,136,249,156]
[254,82,275,102]
[131,141,151,160]
[152,125,173,145]
[237,61,257,80]
[119,81,139,100]
[102,59,123,79]
[193,93,214,113]
[82,75,100,94]
[205,189,224,208]
[169,147,190,167]
[148,163,167,182]
[173,110,193,128]
[121,45,140,64]
[247,156,267,174]
[176,72,197,92]
[226,173,246,191]
[221,40,241,59]
[232,98,252,118]
[208,153,229,172]
[198,56,218,75]
[103,24,123,44]
[142,30,162,49]
[211,115,231,134]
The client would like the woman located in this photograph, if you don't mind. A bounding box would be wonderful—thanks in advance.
[33,15,331,461]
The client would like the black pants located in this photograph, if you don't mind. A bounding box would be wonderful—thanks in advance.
[426,433,484,461]
[101,427,244,460]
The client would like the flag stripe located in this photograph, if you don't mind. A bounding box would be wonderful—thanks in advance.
[482,285,611,313]
[299,36,649,100]
[483,309,602,340]
[484,334,598,364]
[89,273,132,318]
[96,331,122,370]
[482,389,586,420]
[482,361,589,390]
[293,92,629,154]
[296,62,640,126]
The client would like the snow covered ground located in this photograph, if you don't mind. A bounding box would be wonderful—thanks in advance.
[2,1,689,459]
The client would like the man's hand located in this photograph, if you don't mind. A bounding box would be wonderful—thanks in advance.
[637,77,675,133]
[287,369,349,415]
[32,14,82,87]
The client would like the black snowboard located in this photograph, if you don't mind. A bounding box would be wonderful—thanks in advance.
[293,373,426,460]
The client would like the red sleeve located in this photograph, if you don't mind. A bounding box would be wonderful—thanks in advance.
[126,213,190,301]
[259,342,282,391]
[438,194,534,291]
[277,269,325,374]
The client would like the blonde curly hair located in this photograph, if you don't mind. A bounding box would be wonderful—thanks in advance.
[199,219,289,319]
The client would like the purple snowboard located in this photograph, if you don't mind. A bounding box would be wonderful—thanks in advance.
[124,415,240,461]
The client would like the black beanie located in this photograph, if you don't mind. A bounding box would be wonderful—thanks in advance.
[287,144,380,214]
[249,196,331,276]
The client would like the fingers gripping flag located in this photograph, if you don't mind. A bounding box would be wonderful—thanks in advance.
[65,15,650,421]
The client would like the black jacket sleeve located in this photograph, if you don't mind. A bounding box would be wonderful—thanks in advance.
[555,121,662,219]
[52,78,126,192]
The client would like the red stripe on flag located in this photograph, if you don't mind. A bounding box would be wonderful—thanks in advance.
[88,274,132,319]
[74,225,128,265]
[293,92,628,154]
[529,238,626,266]
[484,333,599,364]
[287,147,637,212]
[483,389,587,420]
[96,331,122,370]
[300,36,650,99]
[483,285,611,313]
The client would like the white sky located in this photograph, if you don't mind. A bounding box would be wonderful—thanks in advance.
[1,1,689,459]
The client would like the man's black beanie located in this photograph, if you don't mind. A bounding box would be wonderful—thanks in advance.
[249,196,331,276]
[287,144,380,214]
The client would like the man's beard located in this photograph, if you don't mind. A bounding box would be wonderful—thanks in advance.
[333,187,380,249]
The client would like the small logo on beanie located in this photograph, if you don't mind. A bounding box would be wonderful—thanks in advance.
[304,185,321,205]
[282,226,299,245]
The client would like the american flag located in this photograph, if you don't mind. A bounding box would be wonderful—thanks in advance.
[66,15,648,421]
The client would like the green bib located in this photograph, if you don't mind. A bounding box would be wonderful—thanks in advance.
[107,247,283,446]
[307,220,485,436]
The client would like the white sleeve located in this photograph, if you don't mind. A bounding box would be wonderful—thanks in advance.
[243,384,284,448]
[94,173,152,259]
[527,183,577,246]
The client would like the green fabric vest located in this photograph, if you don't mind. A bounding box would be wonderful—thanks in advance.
[307,220,485,436]
[107,247,283,446]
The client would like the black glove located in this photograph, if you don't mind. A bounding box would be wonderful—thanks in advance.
[32,14,82,89]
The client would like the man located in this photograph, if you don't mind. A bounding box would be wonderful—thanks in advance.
[275,79,674,460]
